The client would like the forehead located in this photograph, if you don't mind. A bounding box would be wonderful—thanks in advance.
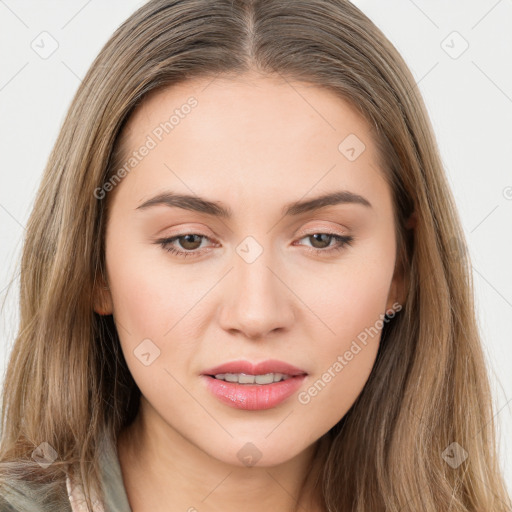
[122,72,372,149]
[111,73,389,214]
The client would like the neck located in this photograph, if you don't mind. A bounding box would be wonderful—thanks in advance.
[117,398,328,512]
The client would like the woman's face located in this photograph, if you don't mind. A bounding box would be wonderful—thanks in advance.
[97,72,403,467]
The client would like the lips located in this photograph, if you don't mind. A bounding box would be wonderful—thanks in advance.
[201,359,308,377]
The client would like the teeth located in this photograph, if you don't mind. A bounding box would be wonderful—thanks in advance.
[213,372,291,384]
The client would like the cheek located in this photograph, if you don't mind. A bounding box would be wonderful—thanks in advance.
[299,242,395,358]
[105,228,205,337]
[295,278,387,435]
[104,237,192,401]
[293,238,395,424]
[104,230,214,379]
[105,246,169,338]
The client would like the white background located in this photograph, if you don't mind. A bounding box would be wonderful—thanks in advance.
[0,0,511,495]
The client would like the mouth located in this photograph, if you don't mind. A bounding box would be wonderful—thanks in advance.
[200,359,308,410]
[201,358,308,379]
[206,372,296,384]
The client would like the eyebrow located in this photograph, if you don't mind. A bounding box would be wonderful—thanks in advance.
[135,189,372,217]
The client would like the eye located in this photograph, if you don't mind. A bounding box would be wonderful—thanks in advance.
[155,232,354,259]
[294,233,354,256]
[156,233,215,258]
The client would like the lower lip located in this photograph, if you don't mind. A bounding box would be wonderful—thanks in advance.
[201,374,307,410]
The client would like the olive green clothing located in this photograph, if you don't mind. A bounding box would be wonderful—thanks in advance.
[0,434,132,512]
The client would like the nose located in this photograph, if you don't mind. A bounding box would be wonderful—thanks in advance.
[218,246,296,340]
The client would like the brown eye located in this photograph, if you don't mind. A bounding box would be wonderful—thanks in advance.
[156,233,215,258]
[176,234,203,250]
[295,232,354,256]
[308,233,335,249]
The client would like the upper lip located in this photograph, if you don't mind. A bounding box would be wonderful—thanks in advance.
[201,359,308,377]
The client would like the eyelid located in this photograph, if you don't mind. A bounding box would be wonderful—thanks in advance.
[155,223,218,237]
[156,230,354,260]
[294,223,350,239]
[157,225,349,246]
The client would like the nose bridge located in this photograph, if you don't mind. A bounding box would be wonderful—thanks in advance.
[218,235,294,338]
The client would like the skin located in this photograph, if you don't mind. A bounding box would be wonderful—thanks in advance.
[94,71,407,512]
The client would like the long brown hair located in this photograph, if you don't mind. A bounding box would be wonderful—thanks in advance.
[1,1,510,510]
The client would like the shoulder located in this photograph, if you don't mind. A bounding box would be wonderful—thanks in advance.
[0,493,17,512]
[0,477,72,512]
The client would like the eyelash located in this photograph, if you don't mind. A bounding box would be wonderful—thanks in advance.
[156,232,354,258]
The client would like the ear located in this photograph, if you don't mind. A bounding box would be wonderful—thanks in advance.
[386,210,416,312]
[404,210,417,230]
[93,275,113,316]
[386,261,407,313]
